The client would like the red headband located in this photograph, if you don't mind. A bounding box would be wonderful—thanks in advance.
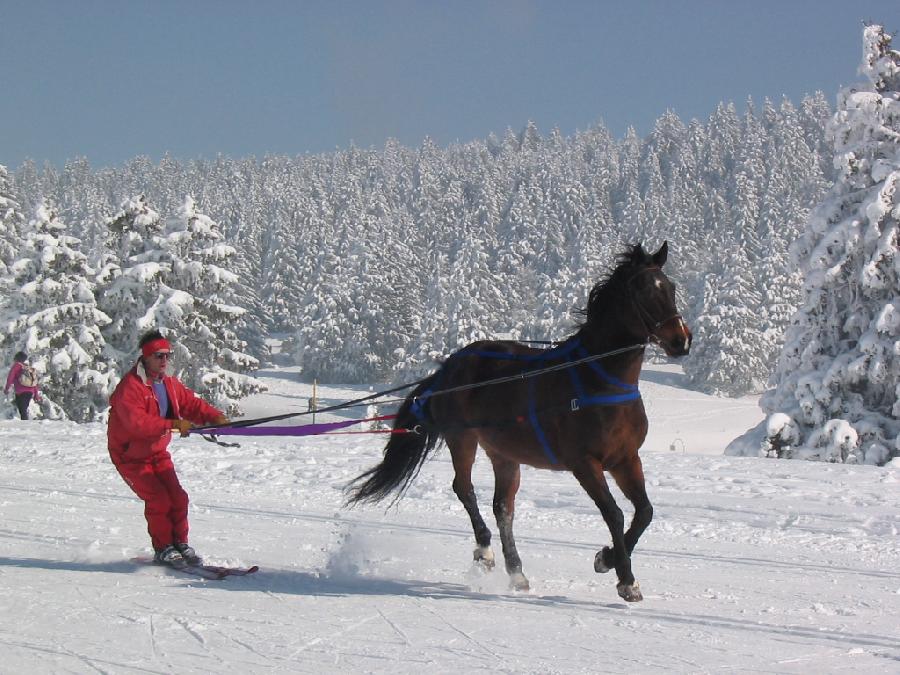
[141,338,172,358]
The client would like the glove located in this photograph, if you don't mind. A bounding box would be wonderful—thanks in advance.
[211,415,230,426]
[171,419,193,437]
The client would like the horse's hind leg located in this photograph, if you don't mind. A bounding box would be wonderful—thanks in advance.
[448,432,494,569]
[489,455,529,591]
[596,457,653,575]
[572,457,642,602]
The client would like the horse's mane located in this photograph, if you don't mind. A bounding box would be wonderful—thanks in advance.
[577,244,651,330]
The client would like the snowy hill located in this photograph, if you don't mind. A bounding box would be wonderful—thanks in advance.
[0,365,897,673]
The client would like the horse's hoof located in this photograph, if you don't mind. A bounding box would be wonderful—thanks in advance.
[509,571,530,591]
[594,547,613,573]
[617,581,642,602]
[473,546,495,570]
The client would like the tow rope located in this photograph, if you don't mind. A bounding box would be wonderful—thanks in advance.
[193,414,399,437]
[189,340,647,448]
[190,414,412,447]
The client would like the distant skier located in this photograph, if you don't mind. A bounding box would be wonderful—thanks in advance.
[107,329,229,565]
[4,351,41,420]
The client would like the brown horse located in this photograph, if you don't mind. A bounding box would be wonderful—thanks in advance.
[346,242,692,602]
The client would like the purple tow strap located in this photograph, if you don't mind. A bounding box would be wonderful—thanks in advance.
[192,415,397,437]
[195,419,359,436]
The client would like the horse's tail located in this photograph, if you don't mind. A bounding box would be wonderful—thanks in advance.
[344,372,444,506]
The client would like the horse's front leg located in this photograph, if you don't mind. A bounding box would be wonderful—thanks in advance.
[489,456,529,591]
[572,457,642,602]
[596,457,653,576]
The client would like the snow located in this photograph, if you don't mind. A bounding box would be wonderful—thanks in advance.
[1,363,898,673]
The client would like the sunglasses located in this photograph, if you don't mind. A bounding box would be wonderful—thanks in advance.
[153,352,172,360]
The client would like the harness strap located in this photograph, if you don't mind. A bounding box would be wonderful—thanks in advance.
[575,346,639,392]
[532,351,641,464]
[411,339,642,466]
[528,376,560,464]
[463,338,583,362]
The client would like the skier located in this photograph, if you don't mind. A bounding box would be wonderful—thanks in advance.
[4,351,41,420]
[107,329,228,565]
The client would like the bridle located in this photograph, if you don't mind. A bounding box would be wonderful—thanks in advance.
[624,267,688,345]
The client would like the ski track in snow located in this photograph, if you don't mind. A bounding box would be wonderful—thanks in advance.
[0,364,897,673]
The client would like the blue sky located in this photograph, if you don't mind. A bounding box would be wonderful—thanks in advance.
[2,1,898,169]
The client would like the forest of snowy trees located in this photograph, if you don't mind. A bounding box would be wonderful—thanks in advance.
[0,184,264,420]
[2,91,833,401]
[4,24,898,467]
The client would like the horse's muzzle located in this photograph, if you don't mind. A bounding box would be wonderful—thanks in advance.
[656,317,692,357]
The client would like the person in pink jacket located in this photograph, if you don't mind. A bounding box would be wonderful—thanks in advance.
[108,330,228,565]
[4,351,41,420]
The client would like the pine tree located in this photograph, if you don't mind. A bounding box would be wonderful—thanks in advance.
[97,195,170,369]
[393,252,451,379]
[0,200,114,420]
[56,157,110,259]
[444,236,495,350]
[684,248,771,395]
[750,25,900,465]
[0,164,26,277]
[161,196,266,414]
[616,127,645,243]
[292,240,359,382]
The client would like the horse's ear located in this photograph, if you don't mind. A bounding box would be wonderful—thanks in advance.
[631,242,647,264]
[652,241,669,266]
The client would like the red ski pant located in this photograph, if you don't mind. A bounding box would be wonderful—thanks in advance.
[114,452,189,552]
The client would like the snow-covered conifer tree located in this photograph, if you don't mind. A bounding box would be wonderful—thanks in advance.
[616,127,645,243]
[444,236,495,350]
[730,25,900,464]
[292,235,361,382]
[161,196,265,414]
[97,195,170,370]
[393,252,451,379]
[0,164,26,276]
[0,200,114,420]
[683,247,772,395]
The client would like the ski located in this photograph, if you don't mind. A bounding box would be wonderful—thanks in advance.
[186,562,259,578]
[167,561,229,580]
[132,557,259,580]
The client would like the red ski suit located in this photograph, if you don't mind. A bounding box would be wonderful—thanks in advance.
[108,361,223,551]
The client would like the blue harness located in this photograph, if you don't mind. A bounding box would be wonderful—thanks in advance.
[410,338,641,464]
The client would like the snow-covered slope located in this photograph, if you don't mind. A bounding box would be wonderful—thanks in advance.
[0,365,897,673]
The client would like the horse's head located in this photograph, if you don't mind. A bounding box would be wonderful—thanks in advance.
[585,242,692,357]
[624,242,692,356]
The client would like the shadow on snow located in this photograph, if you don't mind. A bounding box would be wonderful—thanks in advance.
[1,555,898,655]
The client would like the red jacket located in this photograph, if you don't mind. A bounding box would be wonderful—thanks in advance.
[5,361,41,398]
[107,361,222,464]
